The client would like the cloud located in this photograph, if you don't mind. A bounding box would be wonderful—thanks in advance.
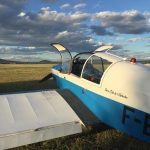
[0,46,61,62]
[69,11,90,22]
[60,3,71,9]
[36,8,90,24]
[90,25,114,36]
[18,12,26,17]
[111,44,125,50]
[0,3,96,55]
[127,51,150,60]
[0,0,27,20]
[128,37,143,42]
[0,0,27,12]
[128,37,150,42]
[55,31,72,39]
[98,42,124,50]
[96,42,130,58]
[0,0,27,6]
[0,1,150,61]
[94,10,150,34]
[61,3,86,10]
[53,30,97,52]
[74,3,86,9]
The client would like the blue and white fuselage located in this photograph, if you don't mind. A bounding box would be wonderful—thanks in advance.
[51,43,150,143]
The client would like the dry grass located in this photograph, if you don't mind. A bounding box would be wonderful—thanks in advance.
[0,64,57,94]
[0,64,150,150]
[0,64,53,83]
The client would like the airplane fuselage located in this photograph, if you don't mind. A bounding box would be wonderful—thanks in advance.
[49,43,150,143]
[52,65,150,143]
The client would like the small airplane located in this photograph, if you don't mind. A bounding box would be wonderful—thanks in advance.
[0,43,150,149]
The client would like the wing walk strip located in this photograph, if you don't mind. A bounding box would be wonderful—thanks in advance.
[0,90,82,150]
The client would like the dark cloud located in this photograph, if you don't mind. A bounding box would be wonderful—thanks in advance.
[94,10,150,34]
[0,0,27,16]
[0,1,150,62]
[98,43,124,50]
[90,25,114,36]
[0,46,60,62]
[111,44,124,50]
[0,2,96,54]
[0,0,27,7]
[0,0,28,33]
[54,33,97,52]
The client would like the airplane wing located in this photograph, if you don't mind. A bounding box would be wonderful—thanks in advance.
[0,90,100,149]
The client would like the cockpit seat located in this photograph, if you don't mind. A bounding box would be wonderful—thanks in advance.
[71,59,85,77]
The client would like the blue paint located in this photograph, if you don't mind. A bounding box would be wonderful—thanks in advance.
[52,64,61,71]
[53,72,150,143]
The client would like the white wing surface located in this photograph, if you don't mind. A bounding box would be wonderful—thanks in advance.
[0,90,82,150]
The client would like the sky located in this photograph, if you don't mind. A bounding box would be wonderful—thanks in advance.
[0,0,150,62]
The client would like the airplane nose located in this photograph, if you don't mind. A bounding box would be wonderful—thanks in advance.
[132,67,150,112]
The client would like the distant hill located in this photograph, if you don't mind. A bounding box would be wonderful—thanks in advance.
[0,59,19,64]
[0,58,149,64]
[0,58,58,64]
[38,60,59,64]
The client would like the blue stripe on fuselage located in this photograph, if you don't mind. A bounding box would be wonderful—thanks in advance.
[53,73,150,143]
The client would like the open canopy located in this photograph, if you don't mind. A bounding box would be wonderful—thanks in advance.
[51,43,67,51]
[94,45,113,52]
[51,43,72,73]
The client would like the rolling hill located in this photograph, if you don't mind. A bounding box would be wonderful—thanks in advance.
[0,58,149,64]
[0,58,58,64]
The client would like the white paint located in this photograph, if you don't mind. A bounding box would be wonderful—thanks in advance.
[52,53,150,114]
[0,90,82,149]
[51,43,66,51]
[94,52,122,63]
[94,45,113,52]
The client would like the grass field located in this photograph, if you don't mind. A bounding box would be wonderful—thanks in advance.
[0,64,150,150]
[0,64,56,93]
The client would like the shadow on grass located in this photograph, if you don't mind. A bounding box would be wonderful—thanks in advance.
[0,79,57,94]
[11,128,150,150]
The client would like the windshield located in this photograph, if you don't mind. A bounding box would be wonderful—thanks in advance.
[82,55,112,84]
